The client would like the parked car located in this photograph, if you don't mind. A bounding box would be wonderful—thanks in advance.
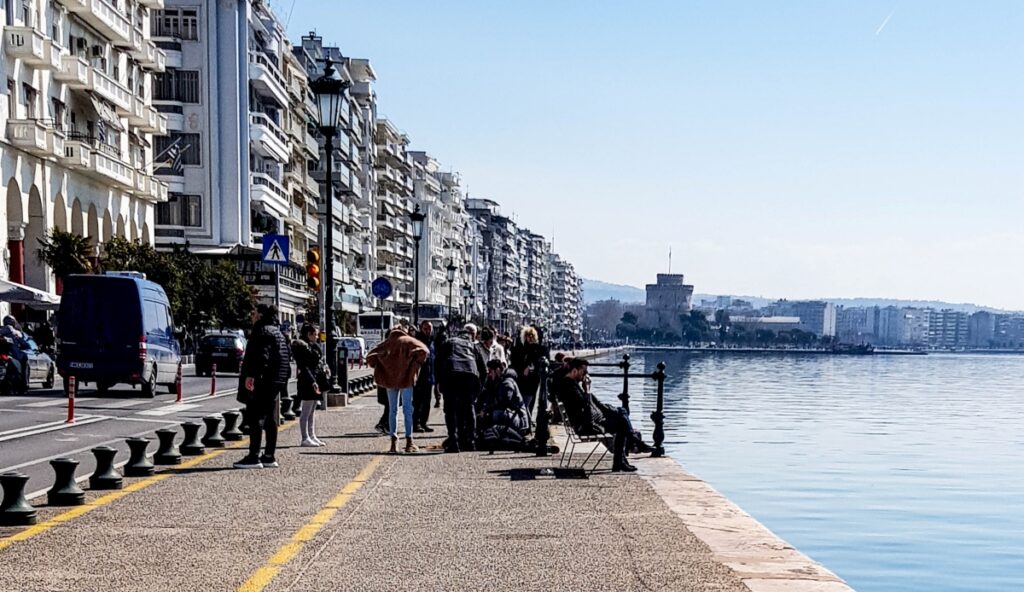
[195,332,246,376]
[19,337,56,389]
[56,272,181,397]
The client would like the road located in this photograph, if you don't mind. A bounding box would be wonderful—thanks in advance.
[0,365,370,499]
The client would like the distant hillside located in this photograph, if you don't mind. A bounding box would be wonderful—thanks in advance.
[582,279,645,304]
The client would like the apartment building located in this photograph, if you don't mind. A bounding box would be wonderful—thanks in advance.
[770,300,837,337]
[409,151,469,320]
[928,309,968,349]
[467,197,526,332]
[520,229,550,327]
[1,0,169,317]
[549,253,583,339]
[150,0,318,325]
[294,34,377,315]
[374,118,413,309]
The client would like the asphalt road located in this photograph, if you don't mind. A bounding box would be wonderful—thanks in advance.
[0,366,334,499]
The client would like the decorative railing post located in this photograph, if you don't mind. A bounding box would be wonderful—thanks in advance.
[650,362,666,457]
[535,357,550,457]
[618,353,631,414]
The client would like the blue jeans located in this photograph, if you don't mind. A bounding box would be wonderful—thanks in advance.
[387,387,415,438]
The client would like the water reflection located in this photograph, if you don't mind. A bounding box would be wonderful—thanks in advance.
[588,351,1024,592]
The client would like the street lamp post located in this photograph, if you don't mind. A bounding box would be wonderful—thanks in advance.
[462,283,472,323]
[409,204,425,326]
[311,60,350,384]
[446,260,457,326]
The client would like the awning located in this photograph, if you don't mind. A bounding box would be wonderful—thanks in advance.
[129,130,150,148]
[0,279,60,310]
[89,95,125,132]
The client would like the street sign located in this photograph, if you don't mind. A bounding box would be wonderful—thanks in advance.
[371,277,392,300]
[261,234,289,265]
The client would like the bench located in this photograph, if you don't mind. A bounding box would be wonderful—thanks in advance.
[553,396,614,476]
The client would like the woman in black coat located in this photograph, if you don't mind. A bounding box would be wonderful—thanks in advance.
[292,323,329,447]
[510,326,547,424]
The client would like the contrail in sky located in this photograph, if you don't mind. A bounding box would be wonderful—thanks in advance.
[875,5,898,35]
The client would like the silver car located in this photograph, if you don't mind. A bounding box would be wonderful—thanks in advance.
[19,337,56,390]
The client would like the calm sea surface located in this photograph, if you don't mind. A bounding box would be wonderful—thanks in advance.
[589,351,1024,592]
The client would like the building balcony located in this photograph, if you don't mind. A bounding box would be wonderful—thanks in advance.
[251,172,290,219]
[128,26,144,57]
[155,39,181,69]
[60,139,91,168]
[248,52,288,107]
[133,170,149,195]
[140,106,167,135]
[5,27,48,66]
[138,0,164,9]
[150,178,169,202]
[54,54,94,89]
[93,69,132,113]
[127,96,148,128]
[47,128,66,160]
[73,0,132,47]
[91,149,134,189]
[303,132,318,158]
[138,41,166,72]
[6,120,50,155]
[250,112,289,162]
[304,175,320,198]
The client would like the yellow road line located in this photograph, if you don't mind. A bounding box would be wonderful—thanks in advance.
[237,456,384,592]
[0,420,296,553]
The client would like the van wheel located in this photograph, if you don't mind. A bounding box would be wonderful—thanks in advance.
[43,368,54,390]
[141,366,157,398]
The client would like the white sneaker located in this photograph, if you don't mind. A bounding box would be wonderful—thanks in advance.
[312,437,326,447]
[300,438,319,448]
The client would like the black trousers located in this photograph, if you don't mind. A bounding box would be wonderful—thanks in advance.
[440,374,480,448]
[376,387,388,429]
[247,394,280,459]
[517,373,540,424]
[598,406,634,462]
[412,381,433,427]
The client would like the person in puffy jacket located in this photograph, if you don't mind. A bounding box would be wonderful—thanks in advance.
[292,323,329,448]
[478,360,529,438]
[435,324,487,453]
[234,304,292,470]
[366,328,430,454]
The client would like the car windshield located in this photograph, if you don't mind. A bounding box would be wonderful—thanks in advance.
[202,336,237,348]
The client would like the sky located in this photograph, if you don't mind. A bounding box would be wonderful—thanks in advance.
[278,1,1024,309]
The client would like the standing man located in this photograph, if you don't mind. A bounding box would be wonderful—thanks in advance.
[366,328,430,453]
[234,304,292,469]
[435,324,487,453]
[412,320,436,433]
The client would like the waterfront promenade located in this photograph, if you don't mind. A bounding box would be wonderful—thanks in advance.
[0,353,853,592]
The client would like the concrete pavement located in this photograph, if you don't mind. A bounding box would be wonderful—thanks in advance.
[0,392,749,592]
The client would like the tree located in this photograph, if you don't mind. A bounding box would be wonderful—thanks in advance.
[621,311,639,326]
[35,228,93,284]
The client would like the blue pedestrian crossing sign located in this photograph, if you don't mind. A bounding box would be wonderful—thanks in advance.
[261,234,289,265]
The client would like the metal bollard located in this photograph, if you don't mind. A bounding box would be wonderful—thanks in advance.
[89,446,123,490]
[280,392,296,422]
[650,362,667,458]
[200,416,225,448]
[535,358,550,457]
[618,353,632,414]
[175,361,183,403]
[47,458,86,506]
[124,438,155,477]
[0,472,37,526]
[153,429,182,465]
[179,422,205,455]
[209,363,217,397]
[238,408,251,433]
[220,411,244,441]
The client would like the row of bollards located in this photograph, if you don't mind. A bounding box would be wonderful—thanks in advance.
[0,408,251,527]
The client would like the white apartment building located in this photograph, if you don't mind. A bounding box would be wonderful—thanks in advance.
[409,151,469,320]
[151,0,316,326]
[373,118,413,310]
[549,253,583,339]
[1,0,169,318]
[520,229,550,327]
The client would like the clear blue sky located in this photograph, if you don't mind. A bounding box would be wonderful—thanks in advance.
[279,1,1024,309]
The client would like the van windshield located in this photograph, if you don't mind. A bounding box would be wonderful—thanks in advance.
[58,279,142,346]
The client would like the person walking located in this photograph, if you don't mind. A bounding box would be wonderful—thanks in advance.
[366,328,430,453]
[234,304,292,469]
[435,324,487,453]
[412,320,436,433]
[292,323,329,448]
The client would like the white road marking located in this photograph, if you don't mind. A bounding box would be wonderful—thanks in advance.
[19,397,95,408]
[81,399,150,409]
[136,403,201,416]
[0,415,106,443]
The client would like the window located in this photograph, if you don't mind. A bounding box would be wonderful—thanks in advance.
[50,98,66,131]
[154,132,201,166]
[7,79,14,119]
[153,69,199,103]
[21,83,36,118]
[156,193,202,227]
[153,8,199,40]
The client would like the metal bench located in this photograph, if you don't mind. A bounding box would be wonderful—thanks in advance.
[554,396,613,476]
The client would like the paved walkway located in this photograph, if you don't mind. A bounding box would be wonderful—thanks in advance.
[0,391,748,592]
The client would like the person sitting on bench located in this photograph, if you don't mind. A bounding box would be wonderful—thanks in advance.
[551,358,642,472]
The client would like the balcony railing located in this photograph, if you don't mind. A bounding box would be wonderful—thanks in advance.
[6,120,49,154]
[61,139,92,168]
[55,54,93,88]
[87,0,132,46]
[93,149,135,188]
[5,27,48,65]
[93,69,132,112]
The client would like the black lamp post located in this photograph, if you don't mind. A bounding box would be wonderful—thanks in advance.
[446,260,457,325]
[409,204,425,325]
[311,60,350,383]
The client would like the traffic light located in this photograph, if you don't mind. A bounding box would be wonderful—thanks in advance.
[305,247,321,290]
